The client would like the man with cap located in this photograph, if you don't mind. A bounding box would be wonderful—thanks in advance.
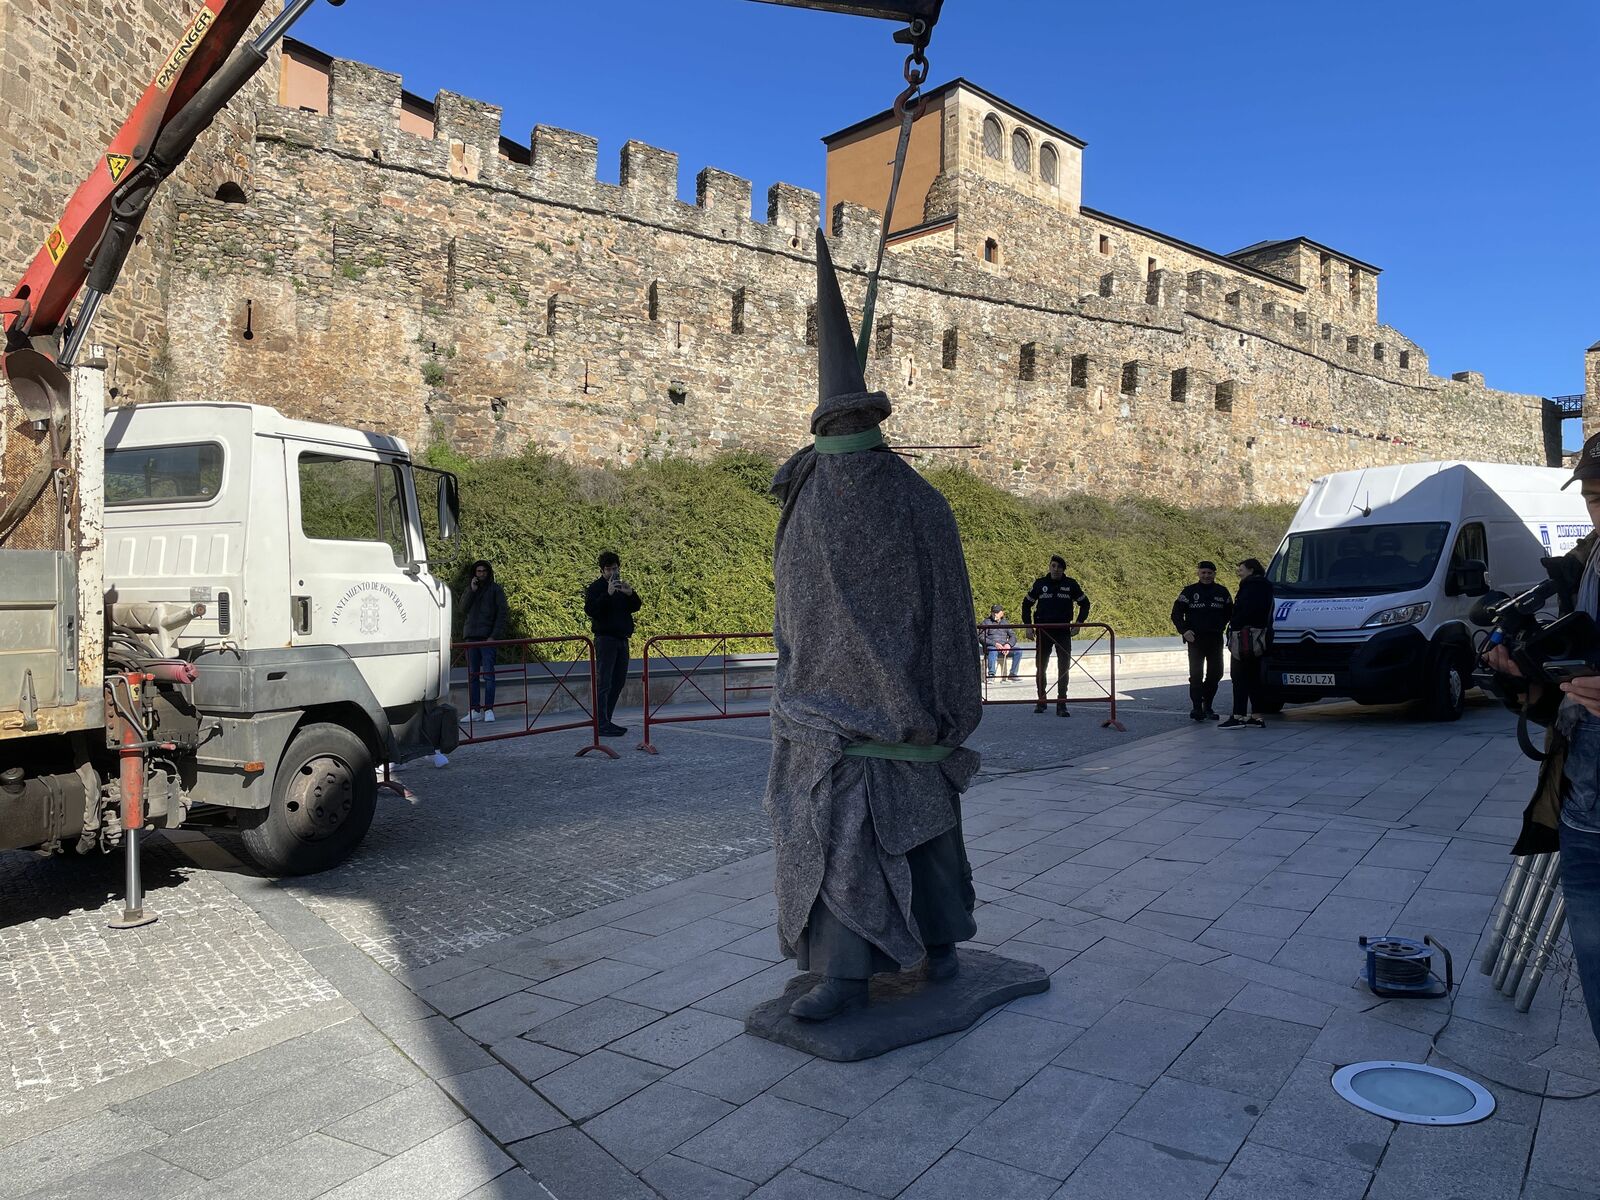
[979,603,1022,680]
[763,232,982,1023]
[1171,561,1233,721]
[1483,433,1600,1047]
[1021,556,1091,716]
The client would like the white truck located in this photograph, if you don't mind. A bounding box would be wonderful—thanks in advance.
[1261,461,1591,721]
[1,361,460,898]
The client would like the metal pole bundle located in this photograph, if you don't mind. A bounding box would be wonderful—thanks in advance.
[1483,852,1562,1003]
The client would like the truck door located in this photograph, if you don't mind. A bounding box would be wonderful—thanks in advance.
[286,444,440,706]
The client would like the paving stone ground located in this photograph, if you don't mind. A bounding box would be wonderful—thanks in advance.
[4,681,1598,1198]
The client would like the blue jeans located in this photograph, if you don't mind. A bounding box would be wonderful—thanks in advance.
[1559,823,1600,1048]
[1559,715,1600,1044]
[467,644,496,710]
[986,648,1022,677]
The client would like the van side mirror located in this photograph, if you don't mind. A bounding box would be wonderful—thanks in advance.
[1448,559,1488,598]
[436,473,460,542]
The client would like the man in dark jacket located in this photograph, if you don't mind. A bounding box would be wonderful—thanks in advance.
[460,560,508,721]
[1172,561,1233,721]
[584,551,642,737]
[1022,555,1091,716]
[1220,558,1273,729]
[1483,436,1600,1047]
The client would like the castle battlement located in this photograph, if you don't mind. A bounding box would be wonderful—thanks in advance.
[140,38,1553,504]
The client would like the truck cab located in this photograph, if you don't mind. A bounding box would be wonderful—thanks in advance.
[1262,462,1591,721]
[93,401,460,872]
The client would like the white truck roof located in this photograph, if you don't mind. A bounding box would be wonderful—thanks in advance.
[106,401,412,458]
[1294,461,1576,528]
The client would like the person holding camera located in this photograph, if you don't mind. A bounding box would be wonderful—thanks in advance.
[460,559,509,722]
[584,550,643,738]
[1172,560,1233,721]
[1219,558,1273,730]
[1483,439,1600,1045]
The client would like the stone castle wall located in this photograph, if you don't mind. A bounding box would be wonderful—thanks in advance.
[6,23,1546,505]
[0,0,281,399]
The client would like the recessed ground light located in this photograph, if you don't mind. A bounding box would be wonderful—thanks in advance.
[1332,1061,1495,1126]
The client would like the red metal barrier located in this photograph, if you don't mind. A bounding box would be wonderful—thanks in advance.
[978,622,1125,731]
[451,636,619,758]
[636,633,777,754]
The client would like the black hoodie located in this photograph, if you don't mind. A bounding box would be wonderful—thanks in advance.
[460,561,509,640]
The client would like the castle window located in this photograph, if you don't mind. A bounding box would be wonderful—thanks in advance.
[1071,354,1089,388]
[942,328,958,369]
[1373,342,1386,363]
[731,287,746,335]
[1319,252,1332,294]
[1040,143,1059,187]
[983,238,1000,264]
[1147,257,1158,279]
[1215,380,1235,412]
[805,304,818,347]
[982,115,1003,161]
[1011,129,1031,173]
[647,281,660,322]
[1349,270,1362,305]
[1019,342,1037,382]
[1399,349,1411,369]
[1098,235,1111,256]
[215,182,248,204]
[1170,367,1189,403]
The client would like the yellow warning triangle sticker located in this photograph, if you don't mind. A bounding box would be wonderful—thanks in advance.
[106,153,131,182]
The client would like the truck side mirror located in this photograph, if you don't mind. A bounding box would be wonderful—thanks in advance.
[1448,559,1488,598]
[437,474,460,542]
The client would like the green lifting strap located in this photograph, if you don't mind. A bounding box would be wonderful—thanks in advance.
[842,741,956,762]
[813,428,886,454]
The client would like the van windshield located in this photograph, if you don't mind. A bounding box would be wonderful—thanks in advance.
[1269,522,1450,597]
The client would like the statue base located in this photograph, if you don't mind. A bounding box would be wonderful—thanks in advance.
[744,948,1048,1062]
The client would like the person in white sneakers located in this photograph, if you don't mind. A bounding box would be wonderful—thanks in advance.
[459,559,509,723]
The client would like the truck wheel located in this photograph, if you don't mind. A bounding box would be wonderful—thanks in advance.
[241,722,377,875]
[1423,650,1468,722]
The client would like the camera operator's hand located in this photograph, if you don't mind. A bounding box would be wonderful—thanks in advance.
[1562,676,1600,719]
[1484,646,1520,677]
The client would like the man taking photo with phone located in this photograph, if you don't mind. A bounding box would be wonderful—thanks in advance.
[1483,432,1600,1047]
[585,551,643,738]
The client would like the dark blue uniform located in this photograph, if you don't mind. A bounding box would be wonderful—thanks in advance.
[1022,574,1091,710]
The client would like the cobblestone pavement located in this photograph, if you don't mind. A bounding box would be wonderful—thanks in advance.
[12,686,1595,1198]
[0,680,1193,1129]
[0,840,337,1116]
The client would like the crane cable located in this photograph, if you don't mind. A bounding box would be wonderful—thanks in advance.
[854,18,933,372]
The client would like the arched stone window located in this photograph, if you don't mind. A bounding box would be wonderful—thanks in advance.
[1040,143,1059,187]
[1011,129,1031,173]
[983,238,1000,264]
[982,115,1003,161]
[215,182,248,204]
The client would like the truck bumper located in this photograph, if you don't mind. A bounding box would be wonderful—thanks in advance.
[1264,627,1431,704]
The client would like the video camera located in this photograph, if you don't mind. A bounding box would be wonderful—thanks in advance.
[1470,554,1600,689]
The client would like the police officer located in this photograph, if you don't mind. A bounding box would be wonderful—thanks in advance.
[1022,554,1091,716]
[1171,560,1233,722]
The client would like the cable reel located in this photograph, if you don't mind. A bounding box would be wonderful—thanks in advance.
[1359,934,1453,1000]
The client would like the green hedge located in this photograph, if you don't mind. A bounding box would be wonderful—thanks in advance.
[425,444,1294,643]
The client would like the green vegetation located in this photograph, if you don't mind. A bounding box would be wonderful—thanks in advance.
[424,446,1294,642]
[421,360,447,387]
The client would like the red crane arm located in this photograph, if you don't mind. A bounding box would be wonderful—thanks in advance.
[2,0,268,345]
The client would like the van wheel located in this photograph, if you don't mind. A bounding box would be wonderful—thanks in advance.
[240,722,377,875]
[1423,651,1468,722]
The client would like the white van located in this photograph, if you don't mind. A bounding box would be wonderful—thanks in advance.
[1261,462,1591,721]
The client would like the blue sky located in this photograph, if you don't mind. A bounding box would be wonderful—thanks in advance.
[294,0,1595,441]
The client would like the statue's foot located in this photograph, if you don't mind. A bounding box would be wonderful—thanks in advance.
[926,944,960,981]
[789,976,868,1022]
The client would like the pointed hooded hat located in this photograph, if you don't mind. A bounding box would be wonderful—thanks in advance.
[762,231,984,971]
